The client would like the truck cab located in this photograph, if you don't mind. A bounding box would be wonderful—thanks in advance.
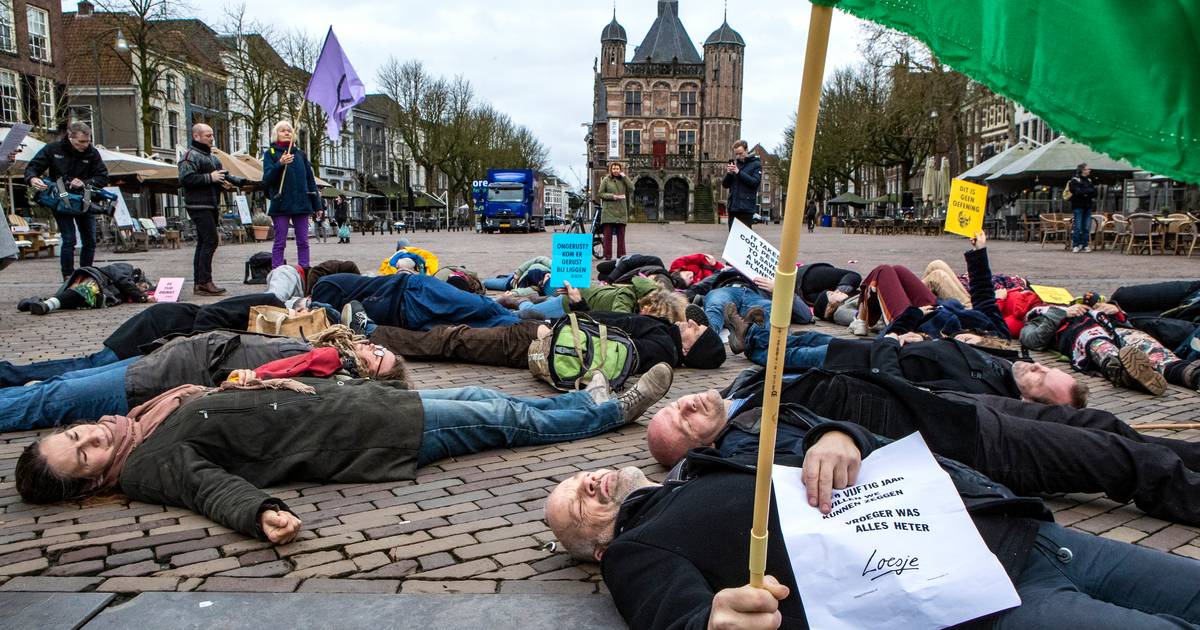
[479,169,544,233]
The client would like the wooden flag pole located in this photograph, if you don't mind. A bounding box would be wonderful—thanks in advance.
[1133,422,1200,431]
[748,3,833,589]
[278,98,307,195]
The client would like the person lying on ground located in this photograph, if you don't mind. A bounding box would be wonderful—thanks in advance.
[797,261,862,322]
[596,254,672,285]
[18,263,153,316]
[311,271,520,331]
[482,256,553,296]
[432,265,485,294]
[0,293,285,387]
[370,307,725,371]
[729,309,1086,406]
[688,268,815,354]
[645,367,1200,526]
[546,421,1200,629]
[509,277,687,323]
[1021,301,1200,396]
[668,253,724,288]
[15,363,675,543]
[1110,280,1200,321]
[0,326,408,432]
[377,243,439,277]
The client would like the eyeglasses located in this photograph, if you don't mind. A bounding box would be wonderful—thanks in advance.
[371,345,386,378]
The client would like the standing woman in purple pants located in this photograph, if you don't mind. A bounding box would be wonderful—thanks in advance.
[262,121,321,270]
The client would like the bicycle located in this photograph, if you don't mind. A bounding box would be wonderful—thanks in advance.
[565,207,604,258]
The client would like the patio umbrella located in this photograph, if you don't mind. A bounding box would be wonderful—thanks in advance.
[0,127,45,174]
[826,192,868,206]
[95,147,172,176]
[920,156,937,201]
[958,143,1033,181]
[986,136,1138,184]
[935,157,951,205]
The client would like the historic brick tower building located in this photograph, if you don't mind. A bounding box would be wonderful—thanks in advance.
[589,0,744,222]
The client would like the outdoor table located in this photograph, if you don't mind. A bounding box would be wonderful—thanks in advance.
[1019,218,1041,242]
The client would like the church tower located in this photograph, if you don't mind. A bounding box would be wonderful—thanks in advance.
[702,16,745,182]
[600,11,627,80]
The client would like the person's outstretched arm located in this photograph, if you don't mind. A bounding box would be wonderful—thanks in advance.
[963,232,1007,337]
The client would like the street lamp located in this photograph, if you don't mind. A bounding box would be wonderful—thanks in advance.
[92,29,128,146]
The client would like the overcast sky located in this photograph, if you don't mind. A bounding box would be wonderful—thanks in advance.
[70,0,869,188]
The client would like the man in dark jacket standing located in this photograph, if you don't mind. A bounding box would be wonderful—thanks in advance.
[721,140,761,231]
[1068,163,1097,253]
[179,123,248,295]
[24,121,109,279]
[547,417,1200,628]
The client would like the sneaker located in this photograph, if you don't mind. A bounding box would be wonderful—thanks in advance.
[615,363,674,423]
[342,300,375,336]
[724,303,747,355]
[28,301,48,316]
[1071,246,1081,253]
[585,370,612,404]
[685,303,710,328]
[849,318,868,336]
[1082,246,1092,253]
[1116,346,1167,395]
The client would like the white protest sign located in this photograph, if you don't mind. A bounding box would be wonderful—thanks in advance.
[721,220,779,281]
[105,186,135,227]
[773,433,1020,630]
[234,194,252,225]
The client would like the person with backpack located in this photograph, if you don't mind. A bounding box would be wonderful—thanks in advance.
[1067,163,1098,253]
[24,122,109,279]
[178,123,249,295]
[262,121,321,270]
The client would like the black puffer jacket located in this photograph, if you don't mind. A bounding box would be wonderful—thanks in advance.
[59,263,150,308]
[178,140,248,209]
[123,330,310,407]
[23,139,108,189]
[119,378,422,540]
[1067,174,1097,210]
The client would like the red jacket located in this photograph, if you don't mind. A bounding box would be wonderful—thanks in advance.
[669,254,724,282]
[997,289,1043,337]
[255,347,342,379]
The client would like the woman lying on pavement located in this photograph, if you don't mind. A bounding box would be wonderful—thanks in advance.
[0,326,408,433]
[14,364,675,544]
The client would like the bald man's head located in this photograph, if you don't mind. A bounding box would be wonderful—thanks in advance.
[192,124,214,146]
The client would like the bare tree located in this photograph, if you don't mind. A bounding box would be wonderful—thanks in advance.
[378,58,450,192]
[220,3,286,155]
[275,29,330,171]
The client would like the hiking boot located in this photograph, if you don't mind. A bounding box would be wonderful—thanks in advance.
[193,282,226,296]
[585,370,612,404]
[615,363,674,423]
[1111,346,1167,395]
[17,297,42,313]
[342,300,375,336]
[685,303,710,328]
[724,303,747,355]
[28,300,49,316]
[744,306,766,327]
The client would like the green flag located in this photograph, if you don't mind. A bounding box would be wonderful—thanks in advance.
[814,0,1200,183]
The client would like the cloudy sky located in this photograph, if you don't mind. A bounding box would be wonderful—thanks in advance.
[73,1,869,188]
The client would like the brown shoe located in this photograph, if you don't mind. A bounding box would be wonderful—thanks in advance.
[193,281,227,296]
[744,306,766,327]
[724,303,747,355]
[1117,346,1167,395]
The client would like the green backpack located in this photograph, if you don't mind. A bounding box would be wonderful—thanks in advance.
[528,313,638,391]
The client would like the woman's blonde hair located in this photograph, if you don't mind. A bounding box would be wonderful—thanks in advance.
[272,120,294,142]
[638,290,687,322]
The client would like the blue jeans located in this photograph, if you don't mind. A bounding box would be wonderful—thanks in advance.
[483,275,514,291]
[744,325,832,370]
[54,211,96,278]
[704,287,775,333]
[995,521,1200,628]
[517,297,566,319]
[1072,207,1093,248]
[0,347,119,387]
[415,387,622,465]
[400,275,521,331]
[0,357,134,432]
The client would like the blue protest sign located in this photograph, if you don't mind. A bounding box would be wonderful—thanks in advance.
[550,233,593,289]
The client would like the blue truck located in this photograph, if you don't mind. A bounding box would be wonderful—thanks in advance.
[475,169,544,233]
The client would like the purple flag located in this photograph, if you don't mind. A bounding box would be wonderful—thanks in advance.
[304,28,366,142]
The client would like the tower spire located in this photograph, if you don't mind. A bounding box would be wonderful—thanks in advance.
[724,0,728,22]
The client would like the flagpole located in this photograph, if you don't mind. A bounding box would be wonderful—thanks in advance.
[748,2,833,590]
[278,97,307,195]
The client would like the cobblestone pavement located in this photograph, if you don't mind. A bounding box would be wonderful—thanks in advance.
[0,224,1196,597]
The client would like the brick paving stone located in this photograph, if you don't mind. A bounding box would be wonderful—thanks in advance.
[0,557,48,575]
[217,560,293,578]
[178,577,204,592]
[1174,546,1200,561]
[197,577,301,593]
[99,560,163,578]
[47,531,142,552]
[428,517,512,539]
[286,559,358,579]
[362,517,449,540]
[45,559,106,576]
[477,564,539,580]
[475,489,547,510]
[98,577,181,592]
[297,578,400,594]
[220,540,273,556]
[1100,527,1149,544]
[1074,511,1136,534]
[531,567,592,581]
[475,522,547,543]
[106,548,155,568]
[351,552,391,572]
[343,531,431,557]
[155,557,240,578]
[492,548,554,567]
[109,528,206,554]
[0,576,102,592]
[236,549,278,567]
[169,548,220,568]
[400,580,497,594]
[351,560,419,579]
[42,517,137,538]
[1140,525,1200,552]
[418,552,456,571]
[291,550,344,570]
[408,559,498,579]
[446,504,524,525]
[0,548,45,567]
[155,533,245,561]
[276,532,365,557]
[455,537,539,560]
[387,533,476,562]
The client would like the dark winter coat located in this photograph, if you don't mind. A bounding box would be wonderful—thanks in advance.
[822,336,1022,398]
[603,438,1047,629]
[23,139,108,189]
[178,140,248,210]
[123,330,310,407]
[102,294,286,359]
[59,263,150,308]
[600,254,665,284]
[721,154,762,214]
[119,378,421,540]
[585,312,683,370]
[795,263,861,304]
[1067,174,1097,210]
[262,142,320,216]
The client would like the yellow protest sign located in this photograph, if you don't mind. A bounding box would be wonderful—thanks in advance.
[1030,284,1075,305]
[944,179,987,238]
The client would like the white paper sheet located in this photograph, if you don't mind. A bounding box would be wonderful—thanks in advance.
[721,220,779,281]
[234,194,252,225]
[106,186,134,227]
[773,433,1020,629]
[0,123,32,172]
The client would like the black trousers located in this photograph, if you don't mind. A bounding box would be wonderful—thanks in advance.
[187,207,219,284]
[727,212,754,232]
[1112,281,1200,317]
[53,211,95,278]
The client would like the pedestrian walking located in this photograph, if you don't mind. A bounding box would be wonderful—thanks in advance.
[597,161,632,260]
[804,200,818,233]
[722,139,762,232]
[334,194,350,244]
[1068,163,1097,253]
[178,123,248,295]
[24,122,108,279]
[262,121,321,270]
[314,206,329,243]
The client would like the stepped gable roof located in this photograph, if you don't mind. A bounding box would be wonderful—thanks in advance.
[632,0,702,64]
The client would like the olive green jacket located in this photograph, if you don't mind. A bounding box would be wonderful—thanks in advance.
[598,175,633,225]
